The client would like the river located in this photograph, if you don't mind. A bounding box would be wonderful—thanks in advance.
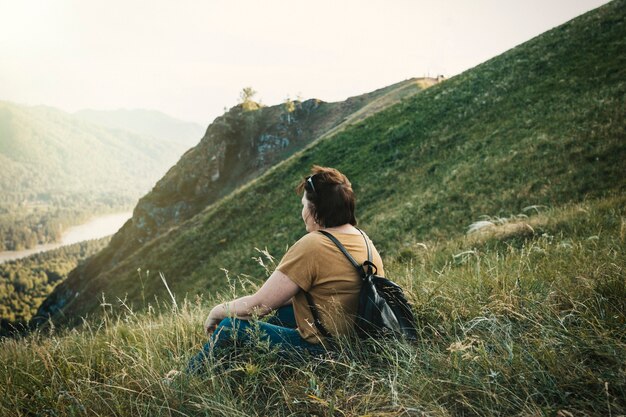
[0,212,133,264]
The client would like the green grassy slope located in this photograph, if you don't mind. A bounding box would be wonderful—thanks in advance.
[319,77,440,140]
[4,195,624,416]
[3,3,625,415]
[38,1,625,325]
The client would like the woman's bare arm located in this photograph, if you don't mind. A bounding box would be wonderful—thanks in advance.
[204,269,300,334]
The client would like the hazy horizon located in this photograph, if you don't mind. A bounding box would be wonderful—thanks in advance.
[0,0,610,125]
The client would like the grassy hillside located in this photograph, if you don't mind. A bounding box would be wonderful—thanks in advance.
[37,0,626,325]
[2,2,625,415]
[318,77,441,140]
[2,196,623,415]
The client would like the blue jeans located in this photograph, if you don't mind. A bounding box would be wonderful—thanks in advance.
[187,305,326,373]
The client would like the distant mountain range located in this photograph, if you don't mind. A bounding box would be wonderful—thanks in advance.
[0,103,205,250]
[35,1,626,327]
[0,103,201,199]
[74,108,204,147]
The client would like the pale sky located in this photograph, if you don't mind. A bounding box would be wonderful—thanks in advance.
[0,0,611,125]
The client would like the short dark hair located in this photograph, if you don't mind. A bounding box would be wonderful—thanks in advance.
[296,165,357,228]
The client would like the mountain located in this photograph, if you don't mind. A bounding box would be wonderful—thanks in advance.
[0,102,188,198]
[34,1,626,327]
[128,77,432,246]
[0,102,203,250]
[22,78,430,279]
[74,108,204,150]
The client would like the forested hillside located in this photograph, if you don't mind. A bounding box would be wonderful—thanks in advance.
[0,238,109,335]
[0,102,201,250]
[36,0,625,327]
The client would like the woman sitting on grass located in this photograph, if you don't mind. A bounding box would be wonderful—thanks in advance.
[185,165,385,373]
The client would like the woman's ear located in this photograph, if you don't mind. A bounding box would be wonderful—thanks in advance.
[311,209,320,226]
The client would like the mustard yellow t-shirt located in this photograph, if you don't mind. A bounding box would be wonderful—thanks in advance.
[276,231,385,344]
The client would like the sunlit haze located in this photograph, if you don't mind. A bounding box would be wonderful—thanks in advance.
[0,0,610,125]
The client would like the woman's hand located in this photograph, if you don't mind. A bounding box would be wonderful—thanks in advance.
[204,304,225,335]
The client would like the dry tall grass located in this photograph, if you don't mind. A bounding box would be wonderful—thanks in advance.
[1,198,624,416]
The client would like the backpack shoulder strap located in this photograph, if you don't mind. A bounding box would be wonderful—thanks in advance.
[356,228,372,263]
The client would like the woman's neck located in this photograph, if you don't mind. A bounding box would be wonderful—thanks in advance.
[320,224,360,234]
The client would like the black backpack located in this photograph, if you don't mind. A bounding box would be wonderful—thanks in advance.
[304,229,418,341]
